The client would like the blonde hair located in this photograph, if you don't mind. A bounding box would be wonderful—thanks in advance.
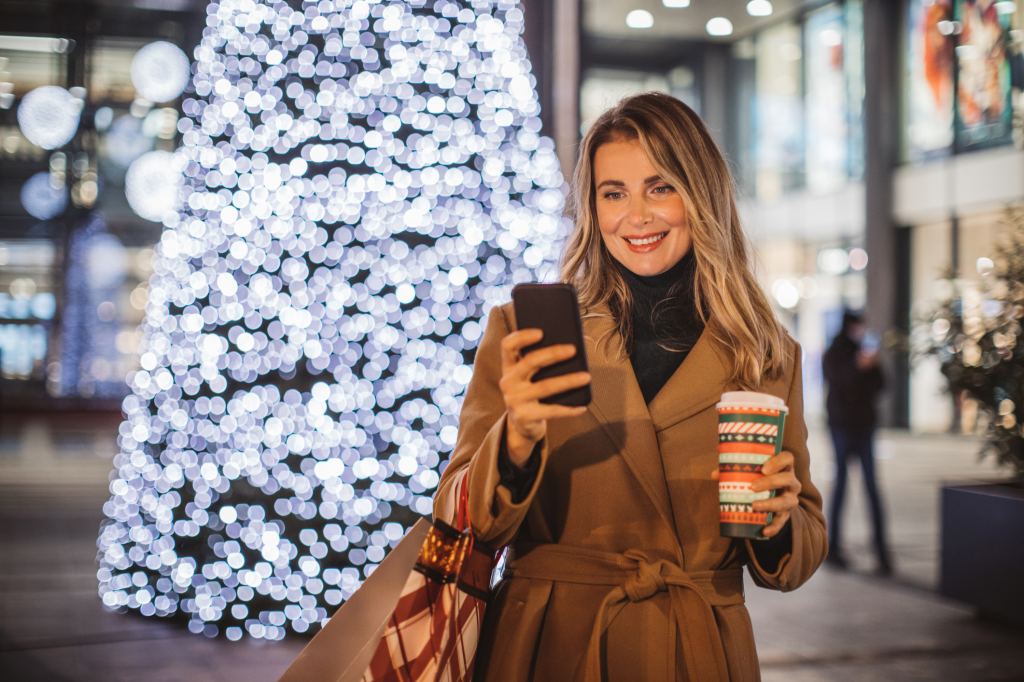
[560,91,788,388]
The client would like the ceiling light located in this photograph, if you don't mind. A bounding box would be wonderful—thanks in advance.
[747,0,773,17]
[706,17,734,37]
[626,9,654,29]
[662,0,691,7]
[820,28,842,47]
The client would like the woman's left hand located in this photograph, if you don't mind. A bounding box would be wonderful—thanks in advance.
[709,450,801,539]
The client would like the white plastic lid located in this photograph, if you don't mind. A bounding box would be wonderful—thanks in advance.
[717,391,787,410]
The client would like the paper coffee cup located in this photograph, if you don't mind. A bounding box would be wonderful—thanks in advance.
[716,391,788,541]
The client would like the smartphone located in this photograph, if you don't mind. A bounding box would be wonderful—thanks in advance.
[861,330,880,354]
[511,283,591,407]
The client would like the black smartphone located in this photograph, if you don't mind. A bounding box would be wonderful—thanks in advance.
[511,283,591,407]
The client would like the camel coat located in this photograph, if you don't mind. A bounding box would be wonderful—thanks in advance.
[432,301,828,681]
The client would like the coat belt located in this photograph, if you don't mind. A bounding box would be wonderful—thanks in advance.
[505,544,745,682]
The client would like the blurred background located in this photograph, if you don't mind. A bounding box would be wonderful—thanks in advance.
[1,0,1023,680]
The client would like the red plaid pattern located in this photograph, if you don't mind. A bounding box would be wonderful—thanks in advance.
[362,472,497,682]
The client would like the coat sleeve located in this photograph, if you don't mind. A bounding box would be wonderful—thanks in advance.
[743,340,829,591]
[431,303,550,547]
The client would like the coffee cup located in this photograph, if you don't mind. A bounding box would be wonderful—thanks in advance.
[716,391,788,540]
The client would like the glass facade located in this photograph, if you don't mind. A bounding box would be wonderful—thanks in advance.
[0,15,197,405]
[729,1,867,200]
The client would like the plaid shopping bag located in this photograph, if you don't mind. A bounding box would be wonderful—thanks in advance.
[279,470,498,682]
[362,470,497,681]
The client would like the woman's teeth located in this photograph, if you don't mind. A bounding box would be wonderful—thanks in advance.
[625,232,667,245]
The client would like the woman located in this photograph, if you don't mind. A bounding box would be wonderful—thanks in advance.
[432,92,827,681]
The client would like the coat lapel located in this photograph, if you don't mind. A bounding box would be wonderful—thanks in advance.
[647,326,731,432]
[580,304,677,539]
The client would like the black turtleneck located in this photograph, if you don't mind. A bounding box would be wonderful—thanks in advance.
[613,248,704,403]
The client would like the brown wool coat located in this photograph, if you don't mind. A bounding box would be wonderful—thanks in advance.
[432,301,828,682]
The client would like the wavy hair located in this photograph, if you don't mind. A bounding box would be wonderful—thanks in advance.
[560,91,789,388]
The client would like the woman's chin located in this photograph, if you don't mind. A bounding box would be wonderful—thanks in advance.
[615,250,682,277]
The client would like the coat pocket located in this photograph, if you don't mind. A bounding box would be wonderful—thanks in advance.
[473,577,554,682]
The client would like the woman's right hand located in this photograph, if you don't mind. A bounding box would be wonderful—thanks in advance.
[499,328,591,468]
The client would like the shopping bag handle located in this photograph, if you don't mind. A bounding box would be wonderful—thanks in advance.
[455,470,471,533]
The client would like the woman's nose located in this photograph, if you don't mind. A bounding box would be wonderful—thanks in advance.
[627,197,653,226]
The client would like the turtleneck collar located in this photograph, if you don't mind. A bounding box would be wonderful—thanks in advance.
[613,248,697,298]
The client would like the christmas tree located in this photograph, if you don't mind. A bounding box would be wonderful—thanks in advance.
[97,0,566,640]
[917,206,1024,478]
[57,214,128,398]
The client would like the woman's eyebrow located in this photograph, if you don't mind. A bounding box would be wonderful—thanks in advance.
[595,175,663,189]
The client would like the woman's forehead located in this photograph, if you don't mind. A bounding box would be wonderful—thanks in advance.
[593,139,660,179]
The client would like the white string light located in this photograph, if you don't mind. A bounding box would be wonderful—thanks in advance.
[98,0,568,641]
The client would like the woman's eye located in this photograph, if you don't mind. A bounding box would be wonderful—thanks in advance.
[603,191,623,200]
[652,185,673,194]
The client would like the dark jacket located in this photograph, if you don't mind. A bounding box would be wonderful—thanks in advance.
[822,334,885,430]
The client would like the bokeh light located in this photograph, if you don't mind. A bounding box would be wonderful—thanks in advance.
[20,172,68,220]
[16,85,82,150]
[102,115,154,169]
[125,150,185,222]
[131,41,192,103]
[98,0,569,640]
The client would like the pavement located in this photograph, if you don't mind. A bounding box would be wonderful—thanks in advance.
[0,413,1022,681]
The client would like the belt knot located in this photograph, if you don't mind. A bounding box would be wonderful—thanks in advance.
[621,549,668,602]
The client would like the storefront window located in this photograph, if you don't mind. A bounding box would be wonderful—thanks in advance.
[579,65,700,135]
[845,0,865,180]
[89,38,148,104]
[0,24,192,403]
[903,0,955,161]
[954,0,1015,150]
[0,240,56,381]
[755,21,804,200]
[579,68,670,134]
[805,3,848,192]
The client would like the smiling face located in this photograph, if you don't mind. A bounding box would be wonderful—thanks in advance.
[593,136,692,277]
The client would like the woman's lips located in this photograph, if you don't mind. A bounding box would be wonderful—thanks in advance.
[623,231,668,253]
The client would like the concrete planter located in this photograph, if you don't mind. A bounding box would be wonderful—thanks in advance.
[939,481,1024,627]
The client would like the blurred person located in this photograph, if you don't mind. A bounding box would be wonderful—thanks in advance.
[432,92,827,681]
[822,309,892,576]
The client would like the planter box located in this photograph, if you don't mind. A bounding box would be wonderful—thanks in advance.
[940,481,1024,627]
